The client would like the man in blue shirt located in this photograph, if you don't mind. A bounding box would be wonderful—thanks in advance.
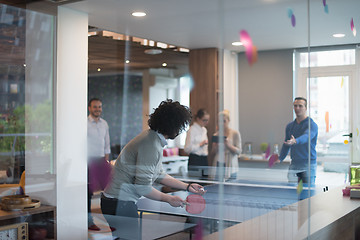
[278,97,318,185]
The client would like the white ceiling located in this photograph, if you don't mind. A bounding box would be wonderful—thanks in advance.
[65,0,360,52]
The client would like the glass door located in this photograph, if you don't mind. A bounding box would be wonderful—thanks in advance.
[297,63,356,185]
[308,75,350,164]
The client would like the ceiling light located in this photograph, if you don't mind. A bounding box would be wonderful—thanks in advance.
[132,12,146,17]
[179,48,189,53]
[232,41,243,46]
[162,63,167,67]
[97,68,101,72]
[125,60,130,64]
[333,33,345,38]
[144,49,163,55]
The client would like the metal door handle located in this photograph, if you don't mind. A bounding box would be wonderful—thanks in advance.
[343,133,353,138]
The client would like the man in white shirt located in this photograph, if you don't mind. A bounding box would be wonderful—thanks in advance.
[87,98,111,231]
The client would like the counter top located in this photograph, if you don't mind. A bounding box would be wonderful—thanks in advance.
[239,154,291,163]
[203,185,360,240]
[162,156,188,162]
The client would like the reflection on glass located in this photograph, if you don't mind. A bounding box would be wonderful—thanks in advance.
[309,76,350,164]
[0,3,55,239]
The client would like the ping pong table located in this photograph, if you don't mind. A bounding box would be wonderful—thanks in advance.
[89,213,196,240]
[137,179,318,232]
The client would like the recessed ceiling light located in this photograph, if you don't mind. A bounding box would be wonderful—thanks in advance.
[132,11,146,17]
[144,49,163,55]
[232,41,243,46]
[333,33,345,38]
[97,68,101,72]
[162,63,167,67]
[125,60,130,64]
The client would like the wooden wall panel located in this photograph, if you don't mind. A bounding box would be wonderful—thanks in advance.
[189,48,218,165]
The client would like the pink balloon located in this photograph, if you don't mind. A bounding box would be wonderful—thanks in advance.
[240,30,255,65]
[239,30,253,50]
[322,0,326,7]
[291,14,296,27]
[351,18,354,31]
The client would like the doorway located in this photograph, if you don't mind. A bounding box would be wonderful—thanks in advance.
[295,49,357,184]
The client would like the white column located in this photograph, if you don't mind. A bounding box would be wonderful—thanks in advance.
[223,50,239,132]
[56,6,88,239]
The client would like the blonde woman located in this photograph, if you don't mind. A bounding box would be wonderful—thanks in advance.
[211,110,242,180]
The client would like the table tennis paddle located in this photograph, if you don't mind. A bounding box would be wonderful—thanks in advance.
[268,154,279,168]
[185,194,206,214]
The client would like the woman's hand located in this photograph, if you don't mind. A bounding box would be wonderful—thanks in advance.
[224,138,232,149]
[223,138,240,154]
[187,183,206,195]
[200,139,208,147]
[167,195,187,207]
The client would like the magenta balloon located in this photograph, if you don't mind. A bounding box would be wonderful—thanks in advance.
[291,14,296,27]
[239,30,253,49]
[239,30,254,65]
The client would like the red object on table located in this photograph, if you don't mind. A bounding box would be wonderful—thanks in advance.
[185,194,206,214]
[342,184,360,196]
[268,154,279,168]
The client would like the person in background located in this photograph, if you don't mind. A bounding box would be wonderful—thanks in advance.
[101,100,205,223]
[211,110,242,181]
[87,98,112,231]
[184,109,210,177]
[277,97,318,185]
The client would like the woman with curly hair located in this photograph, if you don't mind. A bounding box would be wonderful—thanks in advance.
[101,99,205,222]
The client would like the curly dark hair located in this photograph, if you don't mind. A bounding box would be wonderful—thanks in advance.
[148,99,192,139]
[195,108,208,120]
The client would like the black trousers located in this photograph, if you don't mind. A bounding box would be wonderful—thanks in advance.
[100,193,139,218]
[188,153,208,176]
[101,193,140,239]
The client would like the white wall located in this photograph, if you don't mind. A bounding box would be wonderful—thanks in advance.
[223,49,239,132]
[238,50,293,154]
[56,6,88,239]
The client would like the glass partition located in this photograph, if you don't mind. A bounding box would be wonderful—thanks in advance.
[1,0,359,239]
[0,3,54,186]
[0,2,55,238]
[76,0,314,239]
